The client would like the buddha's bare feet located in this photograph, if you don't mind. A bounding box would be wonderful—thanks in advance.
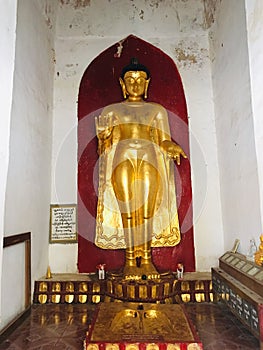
[123,263,160,281]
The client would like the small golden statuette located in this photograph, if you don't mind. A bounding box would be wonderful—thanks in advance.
[255,234,263,266]
[45,265,52,279]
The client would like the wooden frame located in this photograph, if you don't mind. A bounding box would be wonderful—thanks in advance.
[49,204,77,243]
[3,232,31,309]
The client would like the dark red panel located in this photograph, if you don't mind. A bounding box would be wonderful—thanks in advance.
[77,35,195,273]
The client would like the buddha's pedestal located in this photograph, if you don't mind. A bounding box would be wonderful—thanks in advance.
[33,272,212,304]
[84,302,203,350]
[105,274,177,303]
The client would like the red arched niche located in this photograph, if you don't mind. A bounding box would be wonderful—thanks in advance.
[78,35,195,273]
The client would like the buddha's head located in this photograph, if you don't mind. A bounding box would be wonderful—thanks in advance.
[119,58,151,101]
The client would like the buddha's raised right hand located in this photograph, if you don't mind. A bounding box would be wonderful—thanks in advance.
[95,113,114,140]
[95,113,114,155]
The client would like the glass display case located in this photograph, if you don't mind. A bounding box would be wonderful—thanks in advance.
[212,252,263,346]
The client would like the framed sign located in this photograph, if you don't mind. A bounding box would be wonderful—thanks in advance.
[49,204,77,243]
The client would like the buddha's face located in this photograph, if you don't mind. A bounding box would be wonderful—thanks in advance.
[123,71,148,98]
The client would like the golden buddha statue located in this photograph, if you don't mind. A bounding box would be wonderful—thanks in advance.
[95,58,186,279]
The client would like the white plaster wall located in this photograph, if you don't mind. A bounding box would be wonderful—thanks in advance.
[245,0,263,235]
[210,0,262,254]
[2,0,56,330]
[0,0,17,325]
[0,0,17,236]
[51,0,224,271]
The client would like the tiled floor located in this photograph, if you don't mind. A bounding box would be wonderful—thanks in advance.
[0,302,260,350]
[185,303,260,350]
